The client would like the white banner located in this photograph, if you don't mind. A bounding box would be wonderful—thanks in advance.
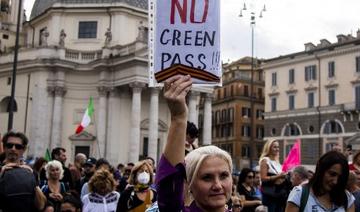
[149,0,221,86]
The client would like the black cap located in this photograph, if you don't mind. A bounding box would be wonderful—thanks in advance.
[84,157,97,166]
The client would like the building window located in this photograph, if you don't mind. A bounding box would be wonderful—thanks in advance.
[308,125,314,133]
[328,61,335,78]
[258,88,263,99]
[284,124,300,136]
[78,21,98,38]
[256,109,264,119]
[328,89,335,106]
[7,77,11,85]
[2,34,9,39]
[305,65,317,81]
[242,125,251,137]
[271,72,277,86]
[356,86,360,109]
[228,108,234,122]
[356,56,360,73]
[242,107,251,118]
[308,92,314,108]
[289,69,295,84]
[241,145,250,157]
[324,120,343,134]
[289,95,295,110]
[224,87,227,98]
[271,97,277,112]
[39,27,46,45]
[244,85,249,97]
[221,109,227,123]
[257,126,264,139]
[271,128,276,136]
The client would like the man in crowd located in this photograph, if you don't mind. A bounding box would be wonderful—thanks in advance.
[80,157,97,190]
[290,165,309,187]
[0,131,46,211]
[185,121,199,155]
[51,147,74,189]
[70,153,87,194]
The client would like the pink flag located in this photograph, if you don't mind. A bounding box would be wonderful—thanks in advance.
[282,139,301,172]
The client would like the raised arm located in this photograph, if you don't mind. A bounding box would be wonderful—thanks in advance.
[163,75,192,166]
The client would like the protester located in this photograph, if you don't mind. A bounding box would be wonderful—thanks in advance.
[41,147,74,189]
[33,157,47,185]
[231,195,243,212]
[117,162,135,193]
[80,157,97,189]
[156,75,233,211]
[185,121,199,155]
[290,166,309,187]
[286,151,355,211]
[259,139,288,212]
[347,171,360,212]
[41,160,69,212]
[81,158,110,199]
[61,194,82,212]
[253,171,262,200]
[69,153,87,185]
[116,160,157,211]
[237,168,262,212]
[0,131,46,212]
[82,169,120,212]
[350,150,360,183]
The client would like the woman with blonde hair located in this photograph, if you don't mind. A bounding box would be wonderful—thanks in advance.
[41,160,69,212]
[156,75,233,212]
[82,169,120,212]
[116,160,156,211]
[259,139,288,212]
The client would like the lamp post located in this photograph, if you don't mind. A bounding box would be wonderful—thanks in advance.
[8,0,22,131]
[239,1,266,168]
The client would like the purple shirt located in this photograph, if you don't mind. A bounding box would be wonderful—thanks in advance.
[156,155,230,212]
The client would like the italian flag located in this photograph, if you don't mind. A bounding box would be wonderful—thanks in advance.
[75,97,94,134]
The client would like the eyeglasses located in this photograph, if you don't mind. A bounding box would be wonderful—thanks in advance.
[5,143,25,150]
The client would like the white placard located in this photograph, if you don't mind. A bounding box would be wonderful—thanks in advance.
[149,0,221,86]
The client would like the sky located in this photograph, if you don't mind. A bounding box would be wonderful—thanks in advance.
[24,0,360,62]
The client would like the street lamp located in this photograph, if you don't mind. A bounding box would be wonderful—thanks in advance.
[239,1,266,168]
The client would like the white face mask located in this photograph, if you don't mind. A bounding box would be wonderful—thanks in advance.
[137,171,150,185]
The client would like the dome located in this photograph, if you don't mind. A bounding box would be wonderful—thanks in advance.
[30,0,148,20]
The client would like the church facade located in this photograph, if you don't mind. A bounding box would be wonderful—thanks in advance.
[0,0,213,165]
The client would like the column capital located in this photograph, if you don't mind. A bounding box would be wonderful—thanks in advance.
[150,87,161,95]
[97,86,111,97]
[108,87,119,97]
[189,90,200,99]
[54,86,67,97]
[203,93,214,101]
[129,82,146,93]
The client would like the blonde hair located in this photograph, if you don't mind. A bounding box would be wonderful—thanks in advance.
[88,169,116,194]
[45,160,64,180]
[259,139,279,162]
[128,160,154,185]
[185,145,233,188]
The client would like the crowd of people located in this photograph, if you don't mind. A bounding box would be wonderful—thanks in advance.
[0,75,359,212]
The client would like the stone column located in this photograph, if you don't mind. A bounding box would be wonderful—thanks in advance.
[202,93,213,145]
[148,88,159,164]
[97,86,109,158]
[105,88,120,164]
[129,82,144,163]
[47,87,55,150]
[188,91,200,125]
[51,86,66,149]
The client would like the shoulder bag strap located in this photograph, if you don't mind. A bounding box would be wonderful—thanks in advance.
[299,184,310,212]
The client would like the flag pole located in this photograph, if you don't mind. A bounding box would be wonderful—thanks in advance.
[91,102,102,158]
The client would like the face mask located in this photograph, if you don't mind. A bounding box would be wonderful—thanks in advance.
[137,171,150,185]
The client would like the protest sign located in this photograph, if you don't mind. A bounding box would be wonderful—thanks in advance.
[149,0,221,86]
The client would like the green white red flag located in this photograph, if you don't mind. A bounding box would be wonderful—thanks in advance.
[75,97,94,134]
